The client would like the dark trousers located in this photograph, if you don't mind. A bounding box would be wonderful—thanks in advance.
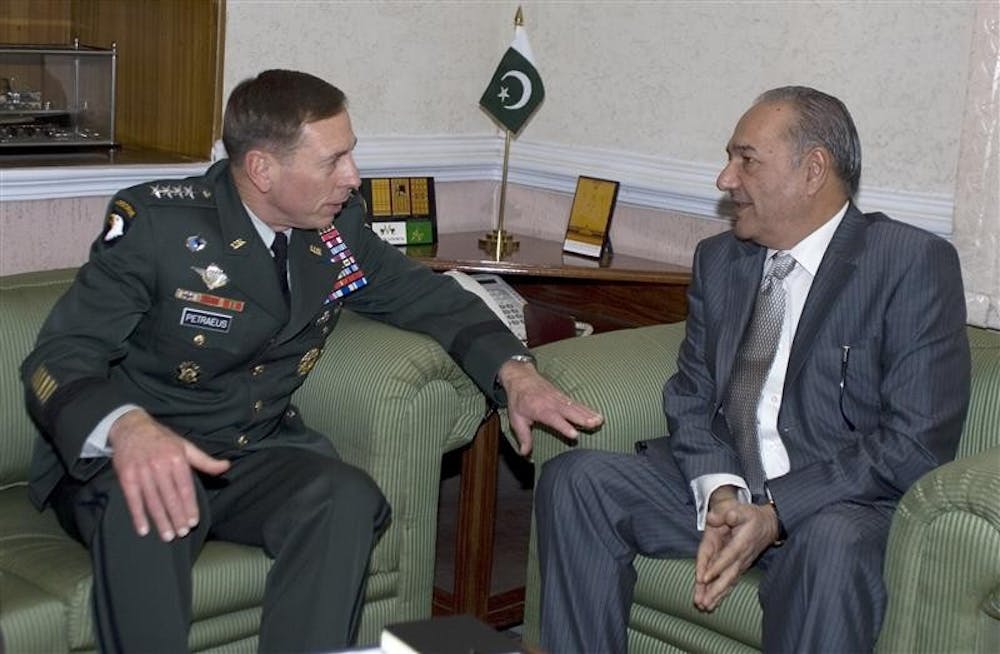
[52,446,391,653]
[534,445,891,654]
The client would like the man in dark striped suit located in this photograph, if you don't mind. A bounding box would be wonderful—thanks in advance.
[536,86,970,652]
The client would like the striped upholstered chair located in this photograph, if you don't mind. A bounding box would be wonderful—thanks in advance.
[521,321,1000,653]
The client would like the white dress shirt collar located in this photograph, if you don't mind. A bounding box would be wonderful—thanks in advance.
[243,203,291,249]
[768,201,849,276]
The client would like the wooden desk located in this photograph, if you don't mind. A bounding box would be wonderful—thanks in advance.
[412,232,691,627]
[408,232,691,328]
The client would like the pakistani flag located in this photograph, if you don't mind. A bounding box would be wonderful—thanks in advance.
[479,25,545,135]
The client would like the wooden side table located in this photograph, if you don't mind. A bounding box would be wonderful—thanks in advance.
[410,232,691,627]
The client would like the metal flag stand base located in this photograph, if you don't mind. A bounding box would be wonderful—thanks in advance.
[478,229,519,256]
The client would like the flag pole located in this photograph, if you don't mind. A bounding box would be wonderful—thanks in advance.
[493,128,513,260]
[479,6,524,260]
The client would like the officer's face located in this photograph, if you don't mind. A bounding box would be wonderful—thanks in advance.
[266,111,361,231]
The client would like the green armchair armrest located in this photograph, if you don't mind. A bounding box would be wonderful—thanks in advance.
[293,310,486,642]
[877,445,1000,653]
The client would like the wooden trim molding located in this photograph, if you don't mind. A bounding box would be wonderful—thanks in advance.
[1,135,955,238]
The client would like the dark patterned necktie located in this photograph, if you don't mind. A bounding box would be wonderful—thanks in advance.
[724,252,797,497]
[271,231,290,304]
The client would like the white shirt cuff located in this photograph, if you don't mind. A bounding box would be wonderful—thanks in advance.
[691,473,751,530]
[81,404,142,458]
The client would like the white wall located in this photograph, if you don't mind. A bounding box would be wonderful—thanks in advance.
[225,0,975,197]
[8,1,990,323]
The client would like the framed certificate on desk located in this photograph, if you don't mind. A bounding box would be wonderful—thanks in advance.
[360,177,437,245]
[562,176,619,259]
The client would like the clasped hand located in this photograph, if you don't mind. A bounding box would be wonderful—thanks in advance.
[498,359,604,456]
[693,490,780,612]
[108,409,230,541]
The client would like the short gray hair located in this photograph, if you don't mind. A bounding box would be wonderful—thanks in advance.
[756,86,862,197]
[223,70,347,167]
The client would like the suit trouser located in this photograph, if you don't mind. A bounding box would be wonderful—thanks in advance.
[51,445,391,653]
[535,444,892,654]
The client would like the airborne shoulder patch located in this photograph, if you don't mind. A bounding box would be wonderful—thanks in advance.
[102,195,138,246]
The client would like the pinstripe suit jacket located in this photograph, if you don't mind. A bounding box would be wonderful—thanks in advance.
[662,204,971,532]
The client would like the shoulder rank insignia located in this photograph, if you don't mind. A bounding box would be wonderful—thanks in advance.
[150,184,204,201]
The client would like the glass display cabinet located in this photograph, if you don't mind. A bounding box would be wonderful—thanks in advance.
[0,39,117,150]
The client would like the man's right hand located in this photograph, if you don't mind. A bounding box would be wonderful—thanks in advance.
[693,485,779,611]
[107,409,230,541]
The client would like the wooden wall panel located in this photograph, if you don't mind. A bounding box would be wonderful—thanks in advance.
[70,0,224,159]
[0,0,72,45]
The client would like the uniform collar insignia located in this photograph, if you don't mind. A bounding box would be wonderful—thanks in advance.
[229,238,247,250]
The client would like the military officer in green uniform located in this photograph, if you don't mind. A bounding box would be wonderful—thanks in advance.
[21,69,603,653]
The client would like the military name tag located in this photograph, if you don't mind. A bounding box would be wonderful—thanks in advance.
[180,307,232,333]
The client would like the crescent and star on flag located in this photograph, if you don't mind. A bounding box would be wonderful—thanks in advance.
[496,70,533,110]
[479,7,545,136]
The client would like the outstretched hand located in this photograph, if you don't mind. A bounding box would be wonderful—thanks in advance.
[108,409,230,541]
[498,359,604,456]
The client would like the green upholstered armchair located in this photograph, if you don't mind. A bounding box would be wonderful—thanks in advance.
[0,269,486,652]
[521,322,1000,653]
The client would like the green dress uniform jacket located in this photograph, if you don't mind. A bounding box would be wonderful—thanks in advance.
[22,159,527,509]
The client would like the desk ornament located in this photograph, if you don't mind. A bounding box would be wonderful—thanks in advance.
[562,176,619,260]
[477,6,546,261]
[360,176,437,246]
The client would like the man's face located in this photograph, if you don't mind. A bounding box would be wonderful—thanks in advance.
[264,111,361,231]
[716,101,811,249]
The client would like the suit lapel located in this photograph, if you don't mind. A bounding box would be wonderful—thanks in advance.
[211,164,290,322]
[715,242,766,404]
[784,204,868,386]
[275,229,340,342]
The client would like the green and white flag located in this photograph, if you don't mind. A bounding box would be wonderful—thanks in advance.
[479,25,545,135]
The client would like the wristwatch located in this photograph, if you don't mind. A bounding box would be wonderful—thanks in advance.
[507,353,537,366]
[767,498,788,547]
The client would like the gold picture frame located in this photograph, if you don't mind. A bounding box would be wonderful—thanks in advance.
[562,176,619,259]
